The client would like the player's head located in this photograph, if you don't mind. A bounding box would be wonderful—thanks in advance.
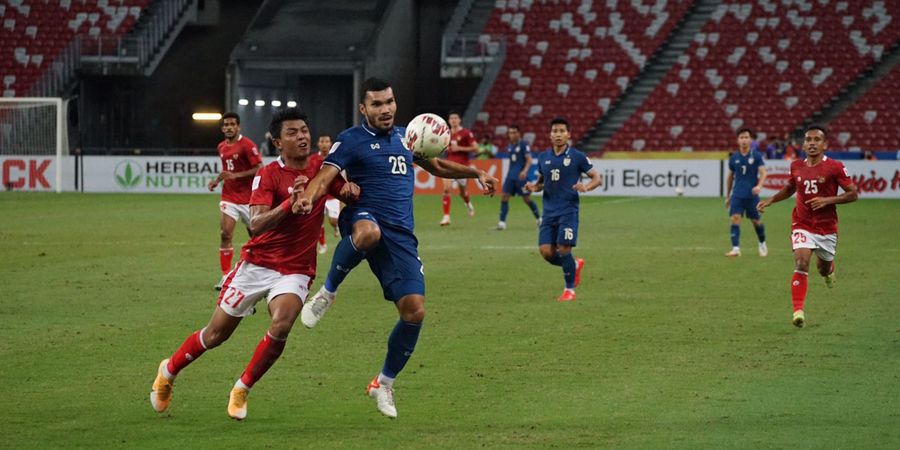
[317,134,332,155]
[549,117,570,150]
[359,77,396,132]
[221,112,240,140]
[447,110,462,128]
[804,125,828,157]
[507,124,521,143]
[269,108,311,159]
[736,127,754,151]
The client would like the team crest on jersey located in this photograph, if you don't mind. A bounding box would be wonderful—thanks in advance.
[232,154,239,160]
[748,157,755,164]
[563,157,571,167]
[818,176,826,184]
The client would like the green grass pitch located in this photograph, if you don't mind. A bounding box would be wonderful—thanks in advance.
[1,192,898,449]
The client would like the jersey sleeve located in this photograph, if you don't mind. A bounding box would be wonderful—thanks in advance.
[834,161,854,189]
[244,138,263,166]
[756,150,766,166]
[324,134,354,172]
[578,152,593,175]
[728,156,736,172]
[249,166,275,206]
[787,162,797,188]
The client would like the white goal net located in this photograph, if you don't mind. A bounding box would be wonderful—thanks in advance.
[0,97,66,192]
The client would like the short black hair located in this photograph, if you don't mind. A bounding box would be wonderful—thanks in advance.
[448,110,462,118]
[805,124,827,138]
[361,77,392,99]
[550,116,570,131]
[318,134,331,140]
[268,107,309,139]
[222,112,240,124]
[508,124,521,132]
[736,127,754,138]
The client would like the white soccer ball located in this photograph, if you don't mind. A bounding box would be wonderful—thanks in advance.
[404,113,451,158]
[675,186,685,196]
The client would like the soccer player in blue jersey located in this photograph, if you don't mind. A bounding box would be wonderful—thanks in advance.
[496,124,541,230]
[526,117,601,302]
[293,77,497,418]
[725,128,768,257]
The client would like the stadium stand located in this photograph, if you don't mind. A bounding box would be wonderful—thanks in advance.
[603,0,900,151]
[827,64,900,151]
[1,0,148,97]
[471,0,694,150]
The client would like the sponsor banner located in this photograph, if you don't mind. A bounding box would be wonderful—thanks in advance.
[585,159,721,197]
[414,159,504,195]
[0,156,69,192]
[760,160,900,199]
[83,156,223,193]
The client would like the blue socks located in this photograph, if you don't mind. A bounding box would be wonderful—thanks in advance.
[499,201,509,221]
[382,319,422,378]
[559,252,576,289]
[527,200,540,219]
[730,224,740,247]
[324,235,366,293]
[754,223,766,243]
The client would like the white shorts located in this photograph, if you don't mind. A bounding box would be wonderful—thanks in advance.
[791,229,837,261]
[217,261,312,318]
[220,201,251,226]
[325,198,341,219]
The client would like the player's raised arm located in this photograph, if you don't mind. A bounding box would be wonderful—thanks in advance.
[416,157,498,195]
[574,169,602,193]
[294,164,341,214]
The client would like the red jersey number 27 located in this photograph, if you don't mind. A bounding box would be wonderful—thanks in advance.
[802,179,818,194]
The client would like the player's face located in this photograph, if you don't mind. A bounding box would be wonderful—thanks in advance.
[274,119,311,159]
[222,118,239,140]
[737,132,752,151]
[803,129,827,157]
[360,88,396,132]
[317,136,332,155]
[550,124,570,149]
[448,114,461,128]
[507,128,521,143]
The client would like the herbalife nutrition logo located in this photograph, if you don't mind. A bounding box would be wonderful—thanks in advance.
[115,160,142,189]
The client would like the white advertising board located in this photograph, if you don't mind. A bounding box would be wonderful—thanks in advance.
[583,159,722,197]
[0,155,74,192]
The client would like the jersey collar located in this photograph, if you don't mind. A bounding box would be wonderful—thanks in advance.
[362,121,394,137]
[277,156,286,168]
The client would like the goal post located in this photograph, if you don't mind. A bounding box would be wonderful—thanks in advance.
[0,97,67,192]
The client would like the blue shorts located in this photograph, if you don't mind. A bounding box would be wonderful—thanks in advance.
[538,212,579,247]
[502,177,530,196]
[729,195,761,220]
[339,207,425,302]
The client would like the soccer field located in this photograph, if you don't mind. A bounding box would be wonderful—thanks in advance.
[1,192,898,449]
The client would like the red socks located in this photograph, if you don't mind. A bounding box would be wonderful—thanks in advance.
[318,226,326,246]
[442,194,451,215]
[219,248,234,274]
[791,271,808,312]
[167,330,208,376]
[239,333,287,388]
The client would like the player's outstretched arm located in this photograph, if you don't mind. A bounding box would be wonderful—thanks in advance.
[757,184,795,212]
[417,158,498,195]
[294,165,340,214]
[573,169,602,193]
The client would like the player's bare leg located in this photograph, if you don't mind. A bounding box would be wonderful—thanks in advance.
[725,214,742,257]
[303,220,381,328]
[791,249,813,327]
[216,213,238,290]
[151,308,241,413]
[229,294,301,420]
[817,256,836,288]
[367,294,425,419]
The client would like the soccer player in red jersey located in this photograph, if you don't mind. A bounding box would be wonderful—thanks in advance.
[151,108,359,420]
[439,111,479,226]
[208,112,263,290]
[316,134,341,254]
[757,125,858,328]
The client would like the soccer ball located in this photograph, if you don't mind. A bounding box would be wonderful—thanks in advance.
[404,113,450,158]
